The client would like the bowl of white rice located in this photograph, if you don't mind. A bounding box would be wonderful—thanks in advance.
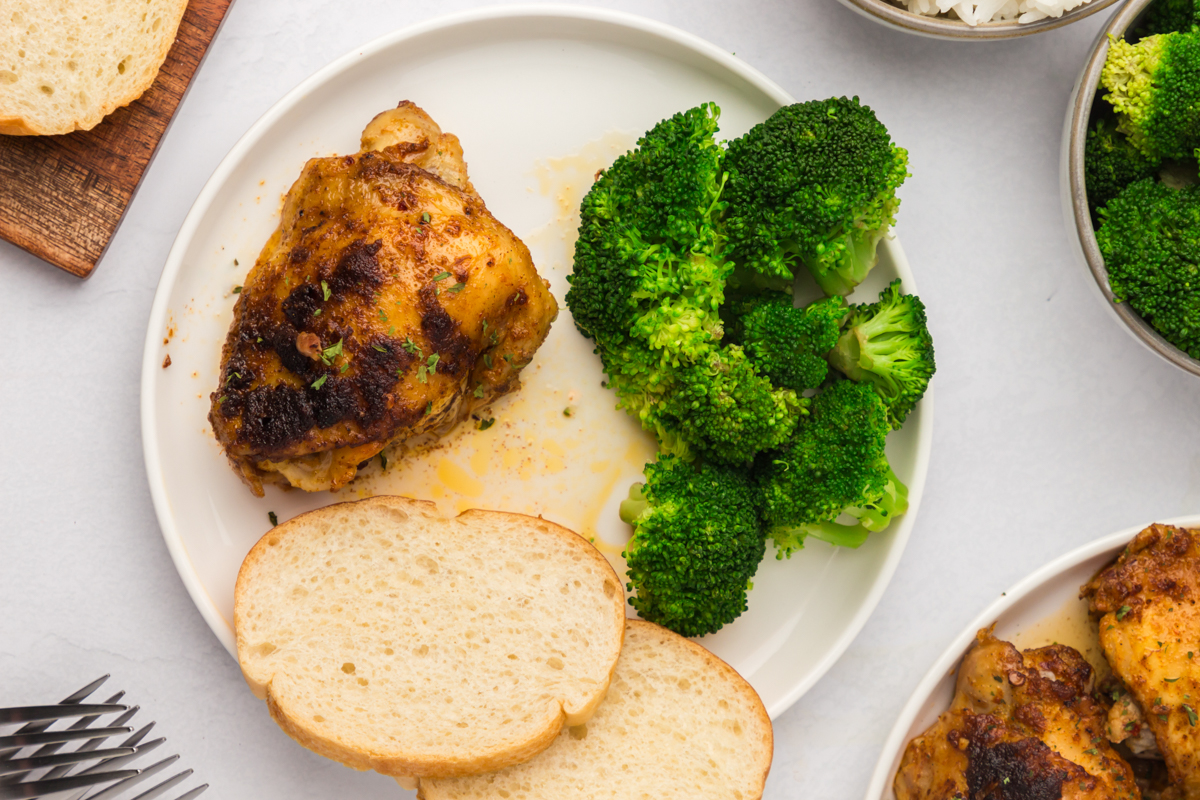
[837,0,1122,38]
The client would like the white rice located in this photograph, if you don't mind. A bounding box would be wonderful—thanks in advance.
[893,0,1094,25]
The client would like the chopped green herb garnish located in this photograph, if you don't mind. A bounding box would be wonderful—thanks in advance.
[232,285,243,294]
[481,320,488,335]
[417,366,428,384]
[474,384,484,398]
[427,353,440,373]
[483,353,493,368]
[448,282,466,293]
[388,325,395,336]
[479,418,495,430]
[311,375,328,390]
[403,337,421,356]
[268,511,278,526]
[379,453,388,470]
[322,280,331,301]
[379,309,389,322]
[425,401,433,415]
[313,308,322,316]
[1117,605,1132,620]
[373,344,387,352]
[1167,678,1181,683]
[563,407,573,417]
[504,353,513,362]
[1085,748,1098,755]
[340,363,349,373]
[1187,705,1199,727]
[256,337,263,343]
[321,338,344,364]
[432,271,452,282]
[421,212,431,224]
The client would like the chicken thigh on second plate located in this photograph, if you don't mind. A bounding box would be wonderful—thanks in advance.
[895,630,1138,800]
[1083,524,1200,800]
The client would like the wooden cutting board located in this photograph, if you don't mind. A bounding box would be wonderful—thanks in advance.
[0,0,234,278]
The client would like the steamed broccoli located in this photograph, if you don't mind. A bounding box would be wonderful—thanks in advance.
[619,455,767,637]
[1101,30,1200,161]
[568,103,803,466]
[1085,118,1162,218]
[568,103,729,362]
[724,292,848,391]
[827,280,935,429]
[757,380,908,557]
[723,97,910,297]
[1096,178,1200,358]
[662,345,803,465]
[1137,0,1200,37]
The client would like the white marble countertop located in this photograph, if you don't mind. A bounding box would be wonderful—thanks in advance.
[4,1,1199,797]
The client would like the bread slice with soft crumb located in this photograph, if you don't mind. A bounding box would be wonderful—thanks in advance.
[418,620,774,800]
[0,0,189,135]
[234,495,626,780]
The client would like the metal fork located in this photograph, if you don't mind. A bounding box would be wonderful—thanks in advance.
[0,676,207,800]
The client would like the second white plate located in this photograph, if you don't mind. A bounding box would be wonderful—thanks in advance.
[140,5,932,721]
[864,514,1200,800]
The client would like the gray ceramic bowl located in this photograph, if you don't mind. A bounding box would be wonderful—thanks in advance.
[1062,0,1200,376]
[837,0,1121,39]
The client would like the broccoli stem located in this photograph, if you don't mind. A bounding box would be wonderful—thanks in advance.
[619,483,649,525]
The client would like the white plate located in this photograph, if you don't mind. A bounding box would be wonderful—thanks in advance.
[864,513,1200,800]
[140,4,932,720]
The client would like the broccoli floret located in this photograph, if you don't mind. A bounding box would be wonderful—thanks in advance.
[1096,178,1200,358]
[662,345,803,465]
[567,103,729,362]
[1101,30,1200,161]
[827,279,934,429]
[1085,118,1161,219]
[756,380,908,557]
[725,292,848,391]
[723,97,910,297]
[1137,0,1200,37]
[619,455,766,637]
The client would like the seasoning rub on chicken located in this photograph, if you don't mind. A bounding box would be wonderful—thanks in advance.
[209,102,558,496]
[895,630,1138,800]
[1083,524,1200,800]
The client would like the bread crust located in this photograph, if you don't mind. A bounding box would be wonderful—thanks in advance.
[417,619,774,800]
[0,0,188,136]
[234,495,626,780]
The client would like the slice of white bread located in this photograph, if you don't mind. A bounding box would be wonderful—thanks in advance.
[0,0,189,135]
[418,620,774,800]
[234,496,626,780]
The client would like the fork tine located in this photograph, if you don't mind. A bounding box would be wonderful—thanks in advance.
[0,676,111,746]
[0,767,139,800]
[0,706,127,726]
[124,768,192,800]
[171,786,207,800]
[30,703,138,781]
[0,727,132,750]
[0,746,135,776]
[1,693,130,781]
[79,755,177,800]
[73,738,165,775]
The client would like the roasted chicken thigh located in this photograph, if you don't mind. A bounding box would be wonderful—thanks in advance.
[209,102,557,495]
[1083,524,1200,799]
[895,630,1139,800]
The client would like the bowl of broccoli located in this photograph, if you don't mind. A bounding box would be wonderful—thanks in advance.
[1067,0,1200,377]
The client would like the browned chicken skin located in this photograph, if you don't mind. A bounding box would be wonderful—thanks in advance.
[1083,525,1200,800]
[209,102,557,496]
[895,630,1139,800]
